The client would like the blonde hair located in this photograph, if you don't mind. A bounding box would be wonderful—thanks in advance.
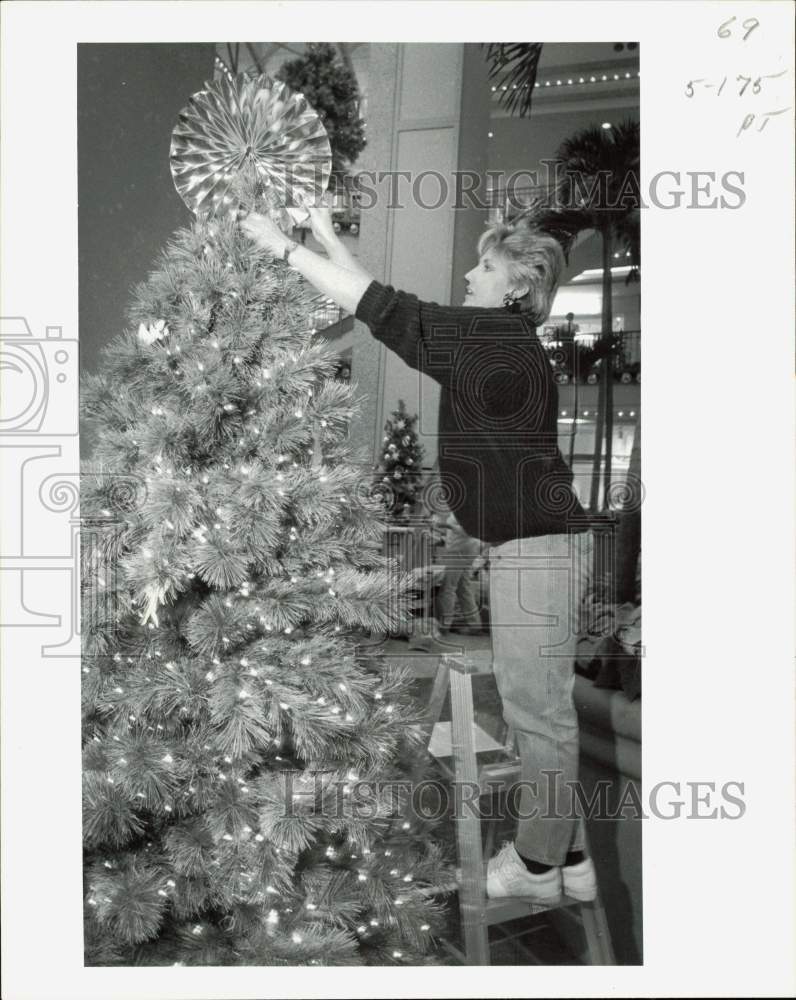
[477,220,565,325]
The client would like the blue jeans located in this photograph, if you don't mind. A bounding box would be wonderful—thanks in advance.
[437,531,482,628]
[488,530,594,865]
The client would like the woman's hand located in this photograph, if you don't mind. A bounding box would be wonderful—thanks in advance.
[294,191,371,280]
[239,211,291,257]
[238,197,372,314]
[307,203,337,247]
[297,192,337,247]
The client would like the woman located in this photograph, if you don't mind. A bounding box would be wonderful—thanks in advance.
[242,201,596,905]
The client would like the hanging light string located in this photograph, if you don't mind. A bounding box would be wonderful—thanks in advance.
[491,69,640,94]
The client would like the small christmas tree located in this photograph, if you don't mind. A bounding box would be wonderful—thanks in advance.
[80,191,451,963]
[374,401,424,521]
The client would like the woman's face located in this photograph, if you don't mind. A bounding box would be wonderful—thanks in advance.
[462,249,519,308]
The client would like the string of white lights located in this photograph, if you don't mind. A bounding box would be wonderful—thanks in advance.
[492,70,640,93]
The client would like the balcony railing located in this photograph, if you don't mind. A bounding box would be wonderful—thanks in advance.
[540,329,641,384]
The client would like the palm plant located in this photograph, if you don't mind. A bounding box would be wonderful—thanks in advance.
[527,123,639,510]
[481,46,642,600]
[482,43,544,117]
[533,123,641,600]
[482,43,639,510]
[553,121,639,509]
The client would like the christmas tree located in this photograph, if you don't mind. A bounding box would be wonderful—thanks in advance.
[374,401,425,521]
[79,201,452,962]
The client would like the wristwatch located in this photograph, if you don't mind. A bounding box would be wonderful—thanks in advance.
[282,240,299,264]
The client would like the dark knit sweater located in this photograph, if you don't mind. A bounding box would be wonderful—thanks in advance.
[355,280,588,545]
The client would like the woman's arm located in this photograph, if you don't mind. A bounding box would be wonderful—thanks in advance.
[283,244,373,314]
[241,212,372,314]
[240,210,533,392]
[321,235,370,280]
[301,200,372,281]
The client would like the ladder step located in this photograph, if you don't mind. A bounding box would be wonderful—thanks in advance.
[443,650,495,676]
[423,879,593,923]
[423,721,509,757]
[484,895,584,925]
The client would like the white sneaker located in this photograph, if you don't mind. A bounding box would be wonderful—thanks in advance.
[562,857,597,902]
[486,842,562,904]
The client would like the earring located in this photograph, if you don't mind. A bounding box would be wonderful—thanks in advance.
[503,292,521,313]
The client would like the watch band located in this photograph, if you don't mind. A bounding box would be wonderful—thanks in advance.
[282,240,299,264]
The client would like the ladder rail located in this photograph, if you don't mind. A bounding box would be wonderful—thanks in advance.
[449,661,492,965]
[427,652,617,965]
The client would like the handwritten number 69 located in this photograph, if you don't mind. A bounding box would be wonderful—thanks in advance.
[718,16,760,40]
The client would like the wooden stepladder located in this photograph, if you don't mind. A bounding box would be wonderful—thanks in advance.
[415,648,616,966]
